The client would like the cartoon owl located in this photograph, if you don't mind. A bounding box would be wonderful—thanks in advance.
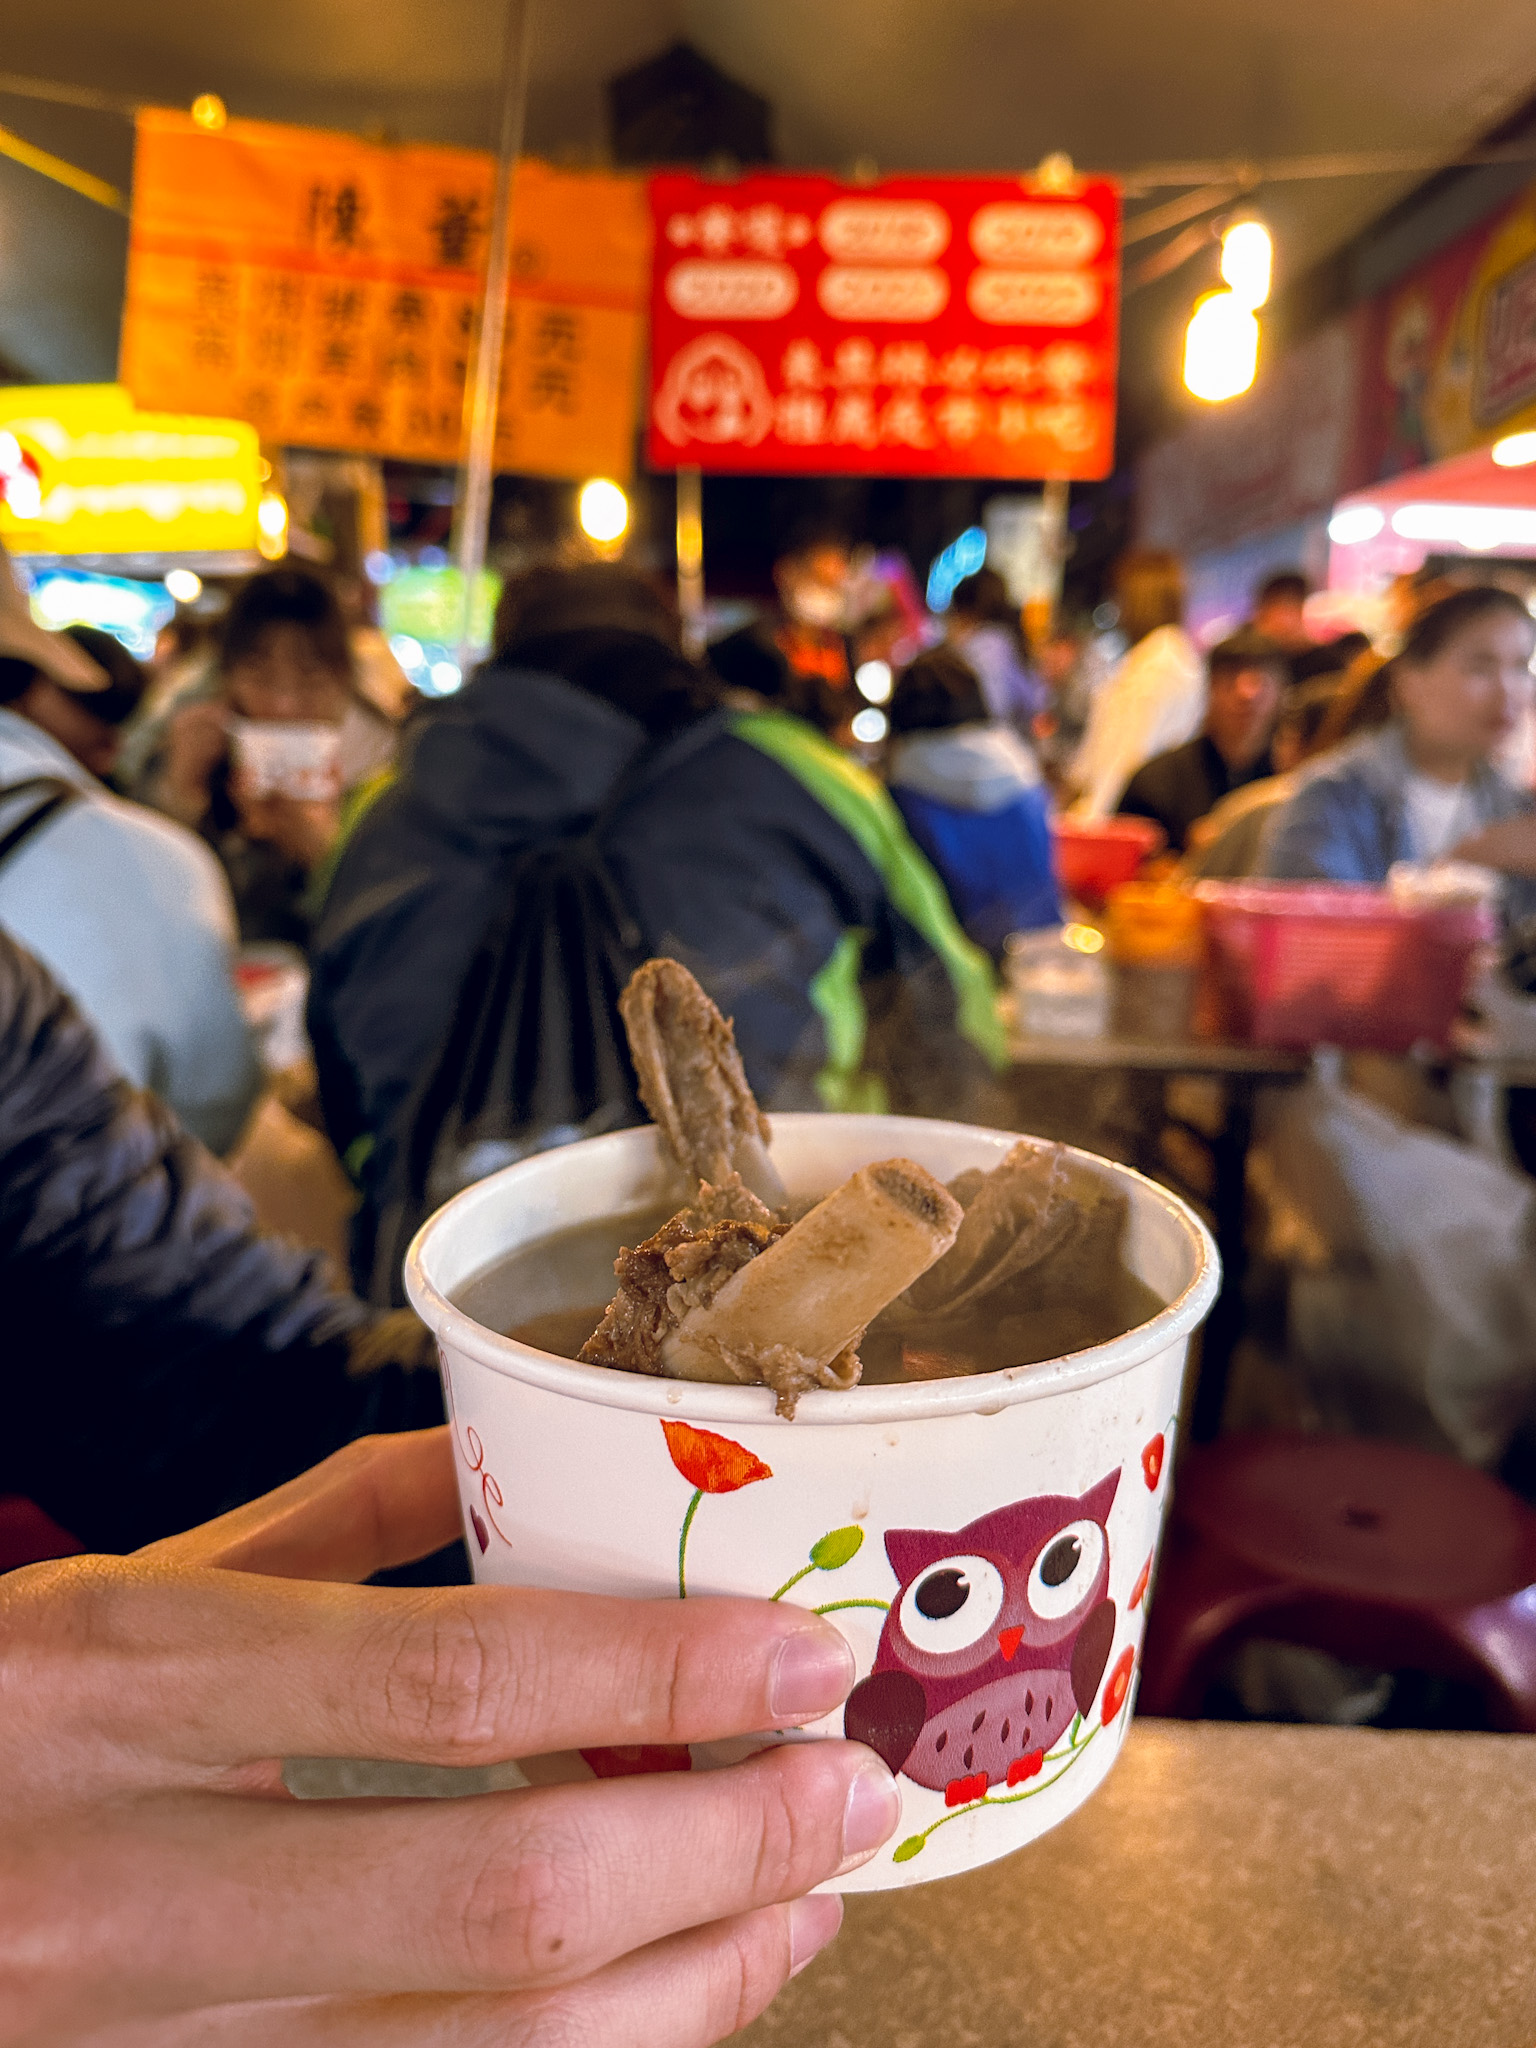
[844,1470,1120,1801]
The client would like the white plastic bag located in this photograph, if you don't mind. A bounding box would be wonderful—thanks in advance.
[1258,1071,1536,1465]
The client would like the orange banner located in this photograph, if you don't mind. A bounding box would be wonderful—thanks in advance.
[119,111,650,478]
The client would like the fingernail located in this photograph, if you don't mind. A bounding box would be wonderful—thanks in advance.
[840,1758,901,1863]
[789,1892,844,1976]
[770,1626,856,1721]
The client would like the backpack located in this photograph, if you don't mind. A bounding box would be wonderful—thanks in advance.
[367,746,663,1304]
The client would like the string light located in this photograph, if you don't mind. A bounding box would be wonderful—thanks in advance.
[164,568,202,603]
[190,94,227,132]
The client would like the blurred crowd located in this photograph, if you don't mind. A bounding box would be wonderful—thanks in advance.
[5,518,1536,1537]
[6,512,1536,2035]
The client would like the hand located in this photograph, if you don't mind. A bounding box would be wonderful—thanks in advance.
[1449,814,1536,878]
[0,1429,891,2047]
[162,700,231,825]
[235,788,342,869]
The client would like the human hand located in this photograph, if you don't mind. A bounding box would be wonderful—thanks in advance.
[162,700,231,825]
[234,787,342,869]
[1450,814,1536,878]
[0,1429,891,2047]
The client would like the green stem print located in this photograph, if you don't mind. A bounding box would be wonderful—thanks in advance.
[677,1488,703,1600]
[891,1714,1102,1864]
[812,1597,891,1617]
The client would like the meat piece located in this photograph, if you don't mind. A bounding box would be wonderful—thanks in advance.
[619,959,785,1209]
[900,1140,1125,1318]
[580,1204,789,1378]
[662,1159,963,1414]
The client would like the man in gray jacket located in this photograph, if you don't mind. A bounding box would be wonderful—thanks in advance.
[0,545,260,1152]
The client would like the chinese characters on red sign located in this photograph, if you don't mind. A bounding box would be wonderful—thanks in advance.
[647,172,1120,479]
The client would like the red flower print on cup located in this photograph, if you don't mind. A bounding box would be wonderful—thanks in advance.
[1129,1553,1153,1611]
[580,1745,694,1779]
[662,1419,773,1493]
[1101,1647,1136,1725]
[663,1420,773,1598]
[1141,1433,1166,1491]
[1005,1748,1045,1787]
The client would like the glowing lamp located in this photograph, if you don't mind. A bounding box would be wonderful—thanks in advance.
[1219,221,1272,310]
[1327,505,1385,546]
[191,94,227,132]
[578,478,629,545]
[1183,291,1259,403]
[164,568,202,603]
[1492,431,1536,468]
[256,490,289,559]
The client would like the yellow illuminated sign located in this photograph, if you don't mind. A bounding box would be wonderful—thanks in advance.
[0,384,262,557]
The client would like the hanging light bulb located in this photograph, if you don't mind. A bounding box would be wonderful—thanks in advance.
[577,478,629,545]
[1219,220,1272,309]
[1183,290,1260,403]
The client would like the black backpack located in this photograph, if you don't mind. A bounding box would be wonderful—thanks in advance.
[368,747,663,1304]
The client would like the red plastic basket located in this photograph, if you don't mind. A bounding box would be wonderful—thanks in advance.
[1192,882,1496,1052]
[1052,816,1166,909]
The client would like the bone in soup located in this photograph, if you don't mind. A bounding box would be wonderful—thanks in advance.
[475,958,1165,1415]
[477,1159,1166,1392]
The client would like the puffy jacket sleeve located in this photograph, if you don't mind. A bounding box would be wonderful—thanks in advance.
[0,933,442,1552]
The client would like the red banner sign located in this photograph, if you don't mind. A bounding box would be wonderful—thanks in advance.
[647,171,1120,479]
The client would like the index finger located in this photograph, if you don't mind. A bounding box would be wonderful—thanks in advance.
[41,1570,857,1778]
[138,1432,460,1584]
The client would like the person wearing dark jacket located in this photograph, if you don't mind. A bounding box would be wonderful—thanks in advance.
[0,929,442,1554]
[1116,628,1287,852]
[308,565,1003,1297]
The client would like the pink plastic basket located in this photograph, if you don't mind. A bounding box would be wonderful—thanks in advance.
[1193,882,1496,1052]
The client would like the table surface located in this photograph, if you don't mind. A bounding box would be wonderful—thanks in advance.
[1006,1028,1310,1076]
[741,1720,1536,2048]
[1006,1025,1536,1086]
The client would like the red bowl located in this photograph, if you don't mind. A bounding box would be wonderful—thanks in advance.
[1052,816,1166,909]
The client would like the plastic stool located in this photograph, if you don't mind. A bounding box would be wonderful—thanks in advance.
[0,1496,82,1574]
[1139,1434,1536,1731]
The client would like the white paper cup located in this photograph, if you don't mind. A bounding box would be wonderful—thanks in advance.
[405,1115,1218,1889]
[230,719,342,802]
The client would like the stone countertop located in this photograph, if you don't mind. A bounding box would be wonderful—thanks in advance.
[741,1720,1536,2048]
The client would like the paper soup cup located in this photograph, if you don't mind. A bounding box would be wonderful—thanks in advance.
[405,1114,1219,1889]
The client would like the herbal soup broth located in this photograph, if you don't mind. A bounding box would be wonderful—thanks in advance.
[457,1202,1167,1386]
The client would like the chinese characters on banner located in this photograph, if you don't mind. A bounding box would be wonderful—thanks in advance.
[119,111,650,478]
[647,171,1120,478]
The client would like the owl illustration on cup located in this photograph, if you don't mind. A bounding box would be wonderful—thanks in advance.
[844,1472,1119,1803]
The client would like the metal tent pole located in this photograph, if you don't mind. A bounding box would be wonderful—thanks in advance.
[453,0,535,681]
